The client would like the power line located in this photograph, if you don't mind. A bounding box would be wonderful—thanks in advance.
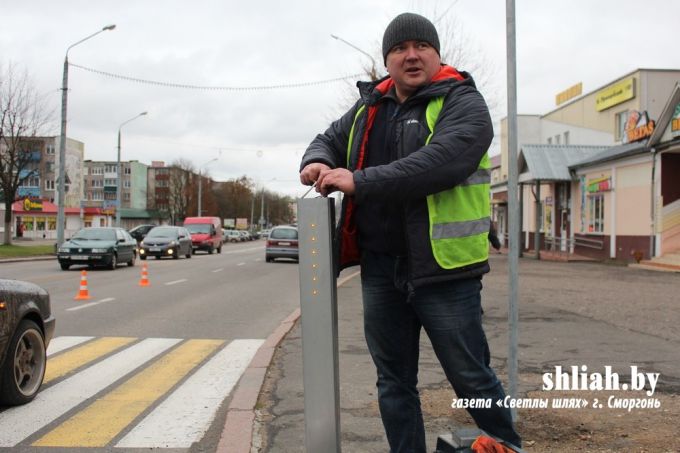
[70,62,364,91]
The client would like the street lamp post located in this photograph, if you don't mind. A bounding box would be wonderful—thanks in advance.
[57,24,115,246]
[116,112,147,227]
[330,34,378,81]
[197,158,218,216]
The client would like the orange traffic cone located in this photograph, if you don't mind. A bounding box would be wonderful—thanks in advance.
[74,270,91,301]
[139,262,150,287]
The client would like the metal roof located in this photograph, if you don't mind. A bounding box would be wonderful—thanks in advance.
[518,144,608,183]
[568,141,646,169]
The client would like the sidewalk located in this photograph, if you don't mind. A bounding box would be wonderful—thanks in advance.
[253,254,680,452]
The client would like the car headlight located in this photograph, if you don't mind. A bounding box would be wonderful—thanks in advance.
[91,248,109,253]
[58,247,70,253]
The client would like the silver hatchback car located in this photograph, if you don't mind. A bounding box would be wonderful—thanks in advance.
[265,226,299,262]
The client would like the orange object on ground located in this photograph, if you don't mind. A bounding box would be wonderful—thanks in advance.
[139,262,150,287]
[471,435,517,453]
[74,270,91,300]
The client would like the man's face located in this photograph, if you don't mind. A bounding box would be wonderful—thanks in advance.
[385,40,441,101]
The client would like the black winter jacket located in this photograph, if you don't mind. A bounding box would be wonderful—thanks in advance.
[300,65,493,288]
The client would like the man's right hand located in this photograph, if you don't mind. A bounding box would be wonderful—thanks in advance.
[300,163,331,186]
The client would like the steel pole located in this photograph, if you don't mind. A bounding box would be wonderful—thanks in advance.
[116,129,122,226]
[56,57,69,246]
[506,0,520,421]
[198,170,202,216]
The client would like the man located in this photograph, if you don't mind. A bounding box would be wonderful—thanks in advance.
[299,12,521,452]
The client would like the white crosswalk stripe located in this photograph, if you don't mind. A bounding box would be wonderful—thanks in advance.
[0,336,263,449]
[116,339,263,448]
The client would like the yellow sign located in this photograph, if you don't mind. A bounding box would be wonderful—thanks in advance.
[556,82,582,105]
[23,198,43,211]
[595,77,635,111]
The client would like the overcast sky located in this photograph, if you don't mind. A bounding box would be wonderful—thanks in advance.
[3,0,680,197]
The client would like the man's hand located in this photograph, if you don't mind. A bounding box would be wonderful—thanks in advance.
[300,163,331,186]
[316,168,355,197]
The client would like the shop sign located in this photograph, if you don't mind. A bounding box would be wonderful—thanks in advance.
[595,77,635,112]
[623,110,655,143]
[556,82,582,106]
[672,103,680,138]
[587,176,612,193]
[23,198,43,211]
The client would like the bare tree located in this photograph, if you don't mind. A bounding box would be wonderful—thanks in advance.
[332,1,499,119]
[0,63,52,244]
[166,158,195,225]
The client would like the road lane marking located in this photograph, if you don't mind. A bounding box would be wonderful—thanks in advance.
[66,297,115,311]
[44,337,136,384]
[165,278,188,285]
[223,246,262,254]
[338,270,361,287]
[47,336,93,356]
[0,338,180,447]
[212,268,224,273]
[237,262,245,266]
[117,339,264,448]
[34,339,224,447]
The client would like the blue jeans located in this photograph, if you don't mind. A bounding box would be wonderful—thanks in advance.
[360,251,521,452]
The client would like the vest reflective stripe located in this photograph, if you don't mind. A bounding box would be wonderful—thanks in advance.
[425,97,490,269]
[346,105,366,167]
[432,217,490,240]
[460,168,491,186]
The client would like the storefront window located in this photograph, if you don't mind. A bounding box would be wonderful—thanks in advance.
[588,194,605,233]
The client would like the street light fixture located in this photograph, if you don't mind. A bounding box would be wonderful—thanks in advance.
[197,158,218,216]
[330,33,378,81]
[116,111,147,227]
[57,24,116,246]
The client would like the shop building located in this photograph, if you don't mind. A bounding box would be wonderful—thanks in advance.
[495,69,680,263]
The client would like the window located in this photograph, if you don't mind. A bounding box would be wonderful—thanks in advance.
[588,194,604,233]
[563,131,570,145]
[92,167,104,175]
[45,180,55,191]
[105,164,117,173]
[123,180,131,188]
[91,179,103,188]
[46,144,55,155]
[123,193,130,201]
[104,178,117,186]
[615,111,628,141]
[92,191,104,201]
[547,137,552,144]
[124,167,131,175]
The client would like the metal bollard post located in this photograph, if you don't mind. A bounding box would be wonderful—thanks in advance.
[297,196,341,453]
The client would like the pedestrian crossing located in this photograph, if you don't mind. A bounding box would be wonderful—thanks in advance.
[0,335,264,449]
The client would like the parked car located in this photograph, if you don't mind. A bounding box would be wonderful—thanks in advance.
[238,230,252,241]
[57,227,137,270]
[265,225,299,262]
[260,228,271,239]
[183,217,223,254]
[139,226,192,260]
[224,229,241,243]
[128,224,156,243]
[0,279,56,405]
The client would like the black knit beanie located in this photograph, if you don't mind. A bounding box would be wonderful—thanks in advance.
[382,13,440,64]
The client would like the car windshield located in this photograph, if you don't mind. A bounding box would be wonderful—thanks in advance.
[146,227,177,238]
[71,229,116,241]
[270,228,297,240]
[185,224,210,234]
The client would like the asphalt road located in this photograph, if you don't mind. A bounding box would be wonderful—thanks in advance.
[0,240,300,452]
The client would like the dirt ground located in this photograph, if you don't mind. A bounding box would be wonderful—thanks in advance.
[420,386,680,453]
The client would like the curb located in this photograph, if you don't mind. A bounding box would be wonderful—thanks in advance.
[216,270,360,453]
[0,255,56,264]
[216,308,301,453]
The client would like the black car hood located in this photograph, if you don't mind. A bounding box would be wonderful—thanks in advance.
[64,239,116,248]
